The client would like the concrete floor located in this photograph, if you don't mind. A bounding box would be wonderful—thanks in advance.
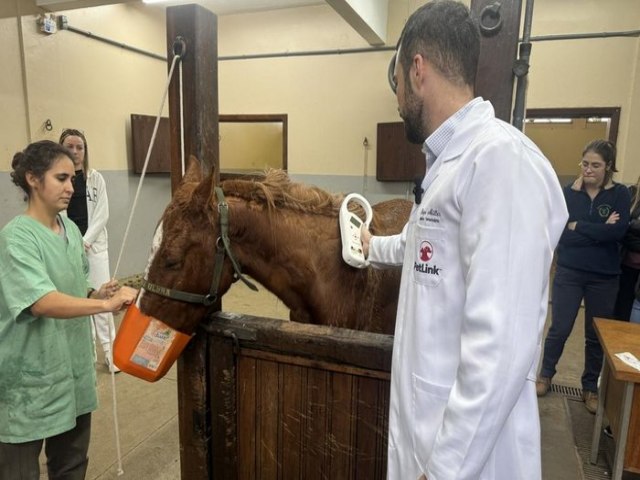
[41,283,599,479]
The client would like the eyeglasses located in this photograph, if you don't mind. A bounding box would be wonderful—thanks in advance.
[578,161,605,171]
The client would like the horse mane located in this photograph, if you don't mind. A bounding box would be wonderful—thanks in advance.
[221,169,342,217]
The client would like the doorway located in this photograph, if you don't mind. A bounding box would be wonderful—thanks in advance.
[525,107,620,184]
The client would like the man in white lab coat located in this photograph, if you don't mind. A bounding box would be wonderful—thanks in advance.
[361,1,569,479]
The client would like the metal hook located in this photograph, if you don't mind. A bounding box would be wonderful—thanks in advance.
[44,119,53,132]
[172,36,187,59]
[479,1,503,37]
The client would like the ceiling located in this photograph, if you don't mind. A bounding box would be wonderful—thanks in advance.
[30,0,388,45]
[145,0,326,15]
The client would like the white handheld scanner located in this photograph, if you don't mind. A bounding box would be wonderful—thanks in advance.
[339,193,373,268]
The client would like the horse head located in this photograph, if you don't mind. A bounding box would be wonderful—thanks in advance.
[137,158,239,334]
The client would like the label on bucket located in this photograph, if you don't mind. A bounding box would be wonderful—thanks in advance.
[130,318,178,371]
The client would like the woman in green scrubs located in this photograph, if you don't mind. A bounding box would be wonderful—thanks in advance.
[0,140,137,480]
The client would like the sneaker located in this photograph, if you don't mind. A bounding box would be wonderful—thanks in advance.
[536,376,551,397]
[105,353,121,373]
[582,391,598,414]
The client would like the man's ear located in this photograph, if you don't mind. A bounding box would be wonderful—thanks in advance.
[411,53,428,90]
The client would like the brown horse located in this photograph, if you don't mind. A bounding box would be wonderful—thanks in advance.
[137,159,411,335]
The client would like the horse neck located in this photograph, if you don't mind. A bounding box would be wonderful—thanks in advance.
[225,198,343,312]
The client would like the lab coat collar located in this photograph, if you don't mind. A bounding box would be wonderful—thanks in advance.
[437,99,495,163]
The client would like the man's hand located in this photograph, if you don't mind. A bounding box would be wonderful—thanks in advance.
[360,225,372,258]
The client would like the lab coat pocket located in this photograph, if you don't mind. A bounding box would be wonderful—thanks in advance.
[413,225,444,287]
[412,373,451,470]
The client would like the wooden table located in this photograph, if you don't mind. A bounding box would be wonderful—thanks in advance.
[591,318,640,479]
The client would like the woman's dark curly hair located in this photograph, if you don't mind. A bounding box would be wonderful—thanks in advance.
[11,140,74,199]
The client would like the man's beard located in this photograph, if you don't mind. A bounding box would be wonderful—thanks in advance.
[401,90,426,145]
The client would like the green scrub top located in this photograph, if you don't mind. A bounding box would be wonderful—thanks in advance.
[0,215,97,443]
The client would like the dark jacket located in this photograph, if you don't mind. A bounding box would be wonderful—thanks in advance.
[622,185,640,252]
[557,177,631,275]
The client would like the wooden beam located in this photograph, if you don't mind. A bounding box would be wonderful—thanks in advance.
[167,3,219,194]
[166,5,219,480]
[471,0,523,123]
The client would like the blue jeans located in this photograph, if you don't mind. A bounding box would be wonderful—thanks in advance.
[540,265,619,392]
[630,299,640,323]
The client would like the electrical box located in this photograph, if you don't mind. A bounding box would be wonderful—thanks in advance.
[37,13,57,34]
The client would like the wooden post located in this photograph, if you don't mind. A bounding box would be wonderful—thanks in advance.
[470,0,523,123]
[167,3,219,193]
[166,5,220,479]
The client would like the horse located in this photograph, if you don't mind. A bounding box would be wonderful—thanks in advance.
[137,159,412,335]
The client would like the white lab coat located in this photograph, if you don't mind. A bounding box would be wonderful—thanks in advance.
[84,168,109,254]
[369,101,568,480]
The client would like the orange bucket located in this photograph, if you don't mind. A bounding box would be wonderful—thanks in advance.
[113,303,192,382]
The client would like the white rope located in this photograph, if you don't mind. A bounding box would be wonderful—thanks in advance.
[109,53,182,475]
[113,53,181,278]
[179,61,186,175]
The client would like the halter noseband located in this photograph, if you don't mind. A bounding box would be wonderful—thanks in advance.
[141,186,258,307]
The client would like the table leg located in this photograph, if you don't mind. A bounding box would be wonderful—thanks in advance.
[611,382,634,480]
[591,361,609,464]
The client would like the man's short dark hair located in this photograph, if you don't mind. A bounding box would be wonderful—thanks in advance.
[398,0,480,87]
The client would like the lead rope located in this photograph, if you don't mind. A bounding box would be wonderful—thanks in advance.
[109,52,185,476]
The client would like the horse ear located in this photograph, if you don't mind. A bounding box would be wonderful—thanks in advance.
[192,169,216,207]
[183,156,203,184]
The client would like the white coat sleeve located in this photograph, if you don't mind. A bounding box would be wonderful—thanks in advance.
[83,172,109,247]
[368,221,409,267]
[425,138,567,479]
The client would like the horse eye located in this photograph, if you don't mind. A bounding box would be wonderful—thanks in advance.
[163,257,183,270]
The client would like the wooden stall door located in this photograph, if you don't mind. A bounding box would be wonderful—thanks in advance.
[181,314,393,480]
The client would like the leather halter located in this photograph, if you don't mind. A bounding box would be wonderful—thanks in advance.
[141,186,258,307]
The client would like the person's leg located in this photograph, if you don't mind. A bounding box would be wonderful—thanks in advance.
[44,413,92,480]
[540,266,584,379]
[630,299,640,324]
[0,438,43,480]
[582,273,619,392]
[613,264,639,320]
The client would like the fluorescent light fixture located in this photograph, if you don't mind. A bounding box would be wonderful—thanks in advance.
[525,118,573,124]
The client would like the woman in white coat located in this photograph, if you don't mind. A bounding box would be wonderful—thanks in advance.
[361,2,568,479]
[60,129,120,373]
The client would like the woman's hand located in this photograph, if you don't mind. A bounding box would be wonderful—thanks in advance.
[606,211,620,224]
[97,279,120,299]
[104,286,138,312]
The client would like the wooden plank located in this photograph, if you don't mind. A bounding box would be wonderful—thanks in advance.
[257,359,279,479]
[237,356,257,479]
[328,373,355,478]
[303,368,329,480]
[470,0,523,122]
[353,376,388,478]
[208,335,238,478]
[625,384,640,470]
[241,348,390,381]
[176,332,210,480]
[280,364,303,479]
[204,313,393,372]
